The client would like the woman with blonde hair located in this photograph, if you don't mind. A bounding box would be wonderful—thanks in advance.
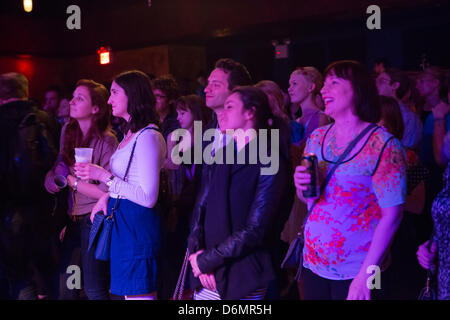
[288,66,331,146]
[281,68,332,282]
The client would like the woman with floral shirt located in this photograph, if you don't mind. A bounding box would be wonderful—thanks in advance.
[293,60,407,300]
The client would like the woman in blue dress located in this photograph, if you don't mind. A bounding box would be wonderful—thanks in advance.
[75,70,167,300]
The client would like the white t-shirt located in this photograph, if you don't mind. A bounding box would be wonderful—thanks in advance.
[108,125,167,208]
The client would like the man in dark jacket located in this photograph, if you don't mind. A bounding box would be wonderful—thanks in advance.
[0,72,59,299]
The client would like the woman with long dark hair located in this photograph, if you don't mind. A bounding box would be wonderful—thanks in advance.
[44,79,118,299]
[188,86,292,300]
[74,70,166,300]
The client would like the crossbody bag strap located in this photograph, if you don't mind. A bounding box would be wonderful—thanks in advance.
[111,126,161,215]
[298,123,378,235]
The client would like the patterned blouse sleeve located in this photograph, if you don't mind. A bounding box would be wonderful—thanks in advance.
[303,127,322,156]
[372,137,407,208]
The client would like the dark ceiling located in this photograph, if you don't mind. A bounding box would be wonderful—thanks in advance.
[0,0,142,17]
[1,0,449,57]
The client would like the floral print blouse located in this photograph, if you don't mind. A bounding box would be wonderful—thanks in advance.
[302,124,407,280]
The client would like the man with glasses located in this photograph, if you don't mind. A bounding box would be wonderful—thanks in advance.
[151,75,181,141]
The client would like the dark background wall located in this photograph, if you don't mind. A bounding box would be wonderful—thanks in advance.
[0,0,449,101]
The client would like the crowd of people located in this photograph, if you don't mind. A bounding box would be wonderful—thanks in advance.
[0,56,448,300]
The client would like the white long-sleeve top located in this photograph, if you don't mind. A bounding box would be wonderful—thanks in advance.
[108,125,167,208]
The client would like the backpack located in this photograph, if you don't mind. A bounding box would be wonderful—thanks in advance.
[7,109,58,203]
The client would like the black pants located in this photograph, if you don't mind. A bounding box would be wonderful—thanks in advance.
[301,267,390,300]
[59,215,110,300]
[80,216,110,300]
[301,268,353,300]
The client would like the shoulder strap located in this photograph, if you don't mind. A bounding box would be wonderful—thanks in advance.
[110,126,160,214]
[299,123,378,234]
[304,110,321,134]
[124,126,160,181]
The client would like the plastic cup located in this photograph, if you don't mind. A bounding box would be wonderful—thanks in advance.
[74,148,93,164]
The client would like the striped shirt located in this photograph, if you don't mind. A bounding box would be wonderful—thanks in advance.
[193,287,267,300]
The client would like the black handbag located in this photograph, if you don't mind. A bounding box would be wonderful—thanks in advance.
[281,123,377,281]
[88,127,158,261]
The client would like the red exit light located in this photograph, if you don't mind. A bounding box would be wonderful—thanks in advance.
[97,47,111,65]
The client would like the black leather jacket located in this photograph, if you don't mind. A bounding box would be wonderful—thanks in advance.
[187,139,293,299]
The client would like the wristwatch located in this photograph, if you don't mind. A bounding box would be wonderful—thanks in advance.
[73,178,80,192]
[105,175,115,188]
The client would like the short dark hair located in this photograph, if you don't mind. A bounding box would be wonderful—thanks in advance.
[214,58,253,90]
[175,94,211,126]
[0,72,28,100]
[374,57,391,68]
[113,70,159,133]
[151,75,181,102]
[384,68,410,100]
[231,86,273,130]
[379,95,404,141]
[45,85,62,97]
[324,60,381,123]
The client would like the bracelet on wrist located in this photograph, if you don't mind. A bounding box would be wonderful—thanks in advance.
[73,178,80,192]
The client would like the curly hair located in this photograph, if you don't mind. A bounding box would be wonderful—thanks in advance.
[151,75,181,102]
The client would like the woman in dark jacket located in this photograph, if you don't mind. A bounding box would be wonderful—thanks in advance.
[188,86,293,300]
